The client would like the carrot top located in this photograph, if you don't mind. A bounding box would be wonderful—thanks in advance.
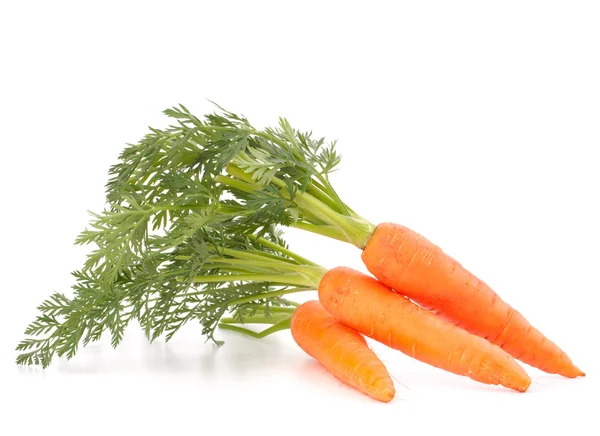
[17,214,328,366]
[104,103,377,249]
[18,102,371,367]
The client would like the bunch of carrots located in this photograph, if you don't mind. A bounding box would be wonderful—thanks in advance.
[16,103,584,403]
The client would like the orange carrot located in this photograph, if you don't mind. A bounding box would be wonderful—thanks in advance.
[361,222,584,378]
[319,266,532,392]
[291,300,395,403]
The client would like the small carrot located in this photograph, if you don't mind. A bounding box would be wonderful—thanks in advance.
[319,266,532,392]
[361,222,584,378]
[291,300,395,403]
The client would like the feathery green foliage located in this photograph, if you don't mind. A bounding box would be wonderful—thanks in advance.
[17,102,370,368]
[17,224,324,367]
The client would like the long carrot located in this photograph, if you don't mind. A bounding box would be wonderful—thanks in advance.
[319,266,532,392]
[361,222,584,378]
[291,300,395,403]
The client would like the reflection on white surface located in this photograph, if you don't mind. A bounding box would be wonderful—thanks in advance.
[31,323,295,378]
[6,322,592,436]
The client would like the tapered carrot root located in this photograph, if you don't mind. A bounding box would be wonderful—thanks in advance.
[361,222,584,378]
[319,267,532,392]
[291,300,395,403]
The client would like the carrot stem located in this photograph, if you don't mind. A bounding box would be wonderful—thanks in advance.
[249,235,321,267]
[153,287,308,305]
[175,246,302,265]
[225,164,375,248]
[290,221,350,242]
[215,174,259,194]
[218,318,292,338]
[305,180,343,213]
[186,273,320,288]
[219,314,287,324]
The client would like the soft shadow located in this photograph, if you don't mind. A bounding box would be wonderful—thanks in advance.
[49,327,292,378]
[386,361,531,396]
[527,373,589,391]
[16,364,46,377]
[54,340,223,376]
[294,359,374,403]
[141,340,215,374]
[219,330,291,375]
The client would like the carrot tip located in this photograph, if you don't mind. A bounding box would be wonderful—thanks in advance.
[376,386,395,403]
[560,365,585,378]
[368,379,396,402]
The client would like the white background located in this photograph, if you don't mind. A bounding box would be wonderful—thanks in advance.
[1,1,598,434]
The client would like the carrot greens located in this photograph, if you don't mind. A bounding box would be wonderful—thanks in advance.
[13,103,390,368]
[17,193,325,367]
[106,104,376,249]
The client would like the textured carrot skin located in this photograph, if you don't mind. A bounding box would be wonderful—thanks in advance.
[361,223,584,378]
[319,267,532,392]
[291,300,395,403]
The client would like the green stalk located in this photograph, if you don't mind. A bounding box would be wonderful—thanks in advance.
[217,171,331,228]
[226,162,262,184]
[290,221,350,242]
[260,306,296,313]
[249,236,321,267]
[174,239,327,287]
[215,174,259,194]
[207,257,323,274]
[228,248,299,265]
[165,287,308,303]
[218,318,292,339]
[305,180,343,213]
[219,313,289,324]
[218,246,300,265]
[175,246,301,265]
[292,191,375,248]
[225,164,375,249]
[219,287,310,306]
[187,272,321,288]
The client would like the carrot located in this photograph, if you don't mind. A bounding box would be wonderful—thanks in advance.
[291,300,395,403]
[361,222,584,378]
[319,266,532,392]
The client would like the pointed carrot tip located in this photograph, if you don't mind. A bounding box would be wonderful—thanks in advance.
[515,378,532,393]
[371,379,396,402]
[560,365,585,378]
[503,369,531,393]
[376,386,395,403]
